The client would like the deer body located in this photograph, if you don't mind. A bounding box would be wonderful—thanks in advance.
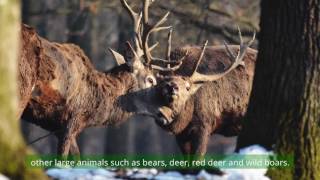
[19,0,182,155]
[155,45,257,155]
[21,38,134,129]
[20,25,160,155]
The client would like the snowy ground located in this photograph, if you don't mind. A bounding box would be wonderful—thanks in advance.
[0,174,9,180]
[46,145,271,180]
[0,145,271,180]
[47,168,222,180]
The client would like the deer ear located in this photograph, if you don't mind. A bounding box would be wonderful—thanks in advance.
[108,48,126,66]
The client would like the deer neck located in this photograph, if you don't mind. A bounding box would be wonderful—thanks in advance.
[103,66,137,95]
[88,65,139,127]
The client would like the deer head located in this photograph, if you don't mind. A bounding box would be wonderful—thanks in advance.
[108,0,183,90]
[154,28,256,125]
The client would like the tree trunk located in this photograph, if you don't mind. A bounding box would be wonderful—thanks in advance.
[237,0,320,179]
[0,0,47,179]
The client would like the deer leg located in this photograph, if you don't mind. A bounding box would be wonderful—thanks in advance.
[175,133,196,174]
[57,118,80,156]
[192,126,224,175]
[176,130,196,169]
[176,132,193,155]
[69,137,80,155]
[193,127,210,156]
[176,129,214,175]
[57,130,72,156]
[176,125,210,156]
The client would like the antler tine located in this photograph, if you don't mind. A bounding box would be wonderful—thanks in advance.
[166,28,173,61]
[121,0,176,69]
[150,12,171,32]
[143,13,171,65]
[237,29,256,62]
[143,0,151,25]
[119,0,177,69]
[151,58,182,64]
[126,41,140,61]
[150,30,189,72]
[149,42,159,51]
[151,48,189,64]
[150,50,188,72]
[223,41,236,59]
[140,0,172,65]
[191,28,256,83]
[190,40,208,77]
[120,0,141,32]
[151,60,183,72]
[238,26,243,45]
[121,0,143,58]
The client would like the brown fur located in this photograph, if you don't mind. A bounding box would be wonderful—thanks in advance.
[19,24,157,155]
[156,45,257,155]
[18,25,39,116]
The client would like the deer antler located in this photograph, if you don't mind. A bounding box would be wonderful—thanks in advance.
[150,28,189,71]
[141,0,171,65]
[190,28,256,83]
[120,0,181,71]
[120,0,143,58]
[121,0,171,64]
[166,27,173,61]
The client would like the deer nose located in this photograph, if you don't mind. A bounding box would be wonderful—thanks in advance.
[167,82,179,94]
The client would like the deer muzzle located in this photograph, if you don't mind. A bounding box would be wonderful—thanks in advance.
[162,82,179,103]
[156,106,174,126]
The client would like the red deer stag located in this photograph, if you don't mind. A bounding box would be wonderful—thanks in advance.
[153,29,257,155]
[20,0,181,156]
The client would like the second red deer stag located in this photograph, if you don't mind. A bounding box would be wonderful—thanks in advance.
[153,29,257,155]
[20,0,180,155]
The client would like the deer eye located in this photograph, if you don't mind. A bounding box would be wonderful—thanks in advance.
[147,76,155,85]
[186,82,191,91]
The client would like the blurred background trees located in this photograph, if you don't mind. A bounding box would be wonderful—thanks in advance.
[21,0,259,154]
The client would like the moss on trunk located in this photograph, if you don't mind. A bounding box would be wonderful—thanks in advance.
[0,0,47,179]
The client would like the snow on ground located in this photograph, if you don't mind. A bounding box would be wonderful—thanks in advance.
[46,145,271,180]
[0,174,9,180]
[221,145,272,180]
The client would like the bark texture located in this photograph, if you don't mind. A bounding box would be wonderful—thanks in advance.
[0,0,47,179]
[237,0,320,179]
